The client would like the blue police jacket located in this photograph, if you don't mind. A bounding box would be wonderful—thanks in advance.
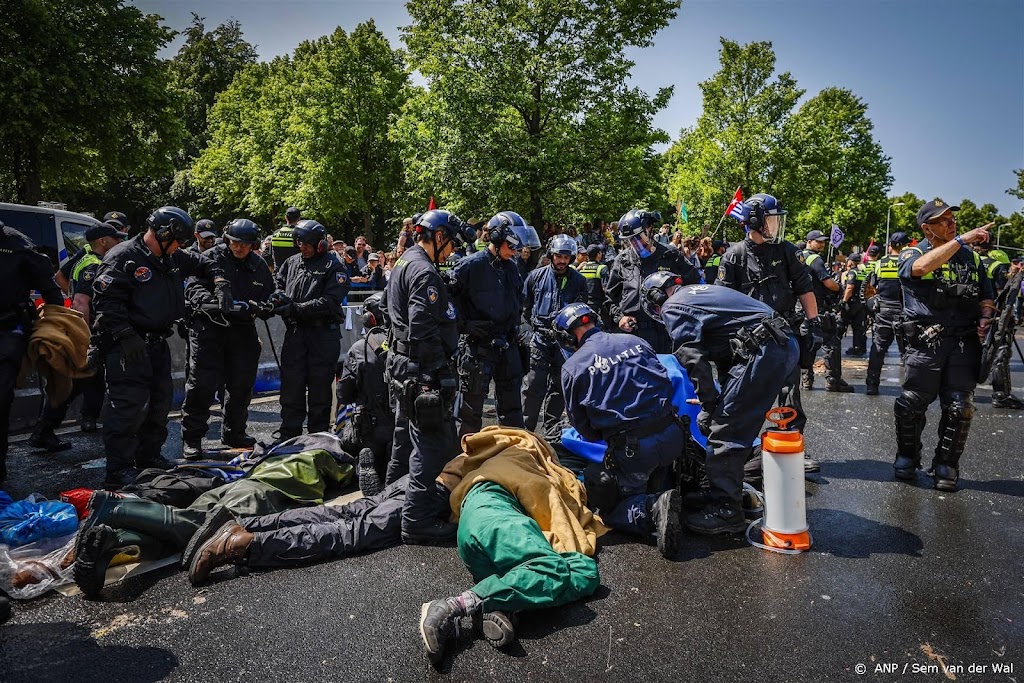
[450,248,524,338]
[898,239,993,329]
[523,264,588,347]
[560,328,674,441]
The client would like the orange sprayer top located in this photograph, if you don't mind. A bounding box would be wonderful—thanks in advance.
[762,407,804,453]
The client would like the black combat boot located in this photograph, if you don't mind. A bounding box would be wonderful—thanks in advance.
[893,399,926,481]
[685,500,745,535]
[650,489,681,559]
[357,447,382,497]
[419,591,481,664]
[402,519,457,545]
[221,431,257,449]
[182,442,204,460]
[930,396,974,492]
[27,425,71,452]
[825,378,855,393]
[992,393,1024,410]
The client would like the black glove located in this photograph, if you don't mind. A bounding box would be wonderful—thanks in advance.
[696,409,712,436]
[215,281,233,313]
[464,320,494,339]
[273,302,295,319]
[118,332,147,364]
[798,317,824,370]
[250,301,276,320]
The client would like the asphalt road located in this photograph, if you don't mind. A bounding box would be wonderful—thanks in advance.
[1,346,1022,682]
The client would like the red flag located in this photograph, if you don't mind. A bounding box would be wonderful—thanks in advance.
[909,238,918,247]
[724,187,743,218]
[867,238,875,251]
[427,196,436,211]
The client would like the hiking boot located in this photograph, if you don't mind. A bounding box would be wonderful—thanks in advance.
[402,519,457,546]
[865,384,879,396]
[222,432,257,449]
[682,489,714,510]
[650,489,681,559]
[182,442,204,461]
[419,593,480,664]
[473,610,517,648]
[27,427,71,453]
[73,525,121,598]
[685,502,746,535]
[992,393,1024,410]
[182,506,236,570]
[931,463,959,492]
[188,523,253,586]
[102,467,140,491]
[825,379,854,393]
[358,447,382,497]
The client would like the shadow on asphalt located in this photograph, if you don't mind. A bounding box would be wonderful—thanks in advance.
[807,508,923,558]
[817,458,897,483]
[0,621,178,682]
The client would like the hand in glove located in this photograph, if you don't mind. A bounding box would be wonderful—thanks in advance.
[250,300,276,320]
[273,302,295,319]
[800,316,824,354]
[117,332,147,364]
[215,280,233,313]
[696,408,713,436]
[464,320,494,339]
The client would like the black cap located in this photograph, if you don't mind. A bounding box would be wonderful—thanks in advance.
[916,199,958,227]
[867,245,881,256]
[805,229,826,242]
[286,207,301,221]
[586,243,603,259]
[889,231,911,247]
[103,211,129,229]
[195,218,217,238]
[849,253,862,263]
[86,223,128,241]
[713,239,729,250]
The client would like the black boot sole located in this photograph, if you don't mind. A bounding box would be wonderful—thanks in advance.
[684,519,747,535]
[894,468,917,481]
[654,490,682,559]
[73,526,119,599]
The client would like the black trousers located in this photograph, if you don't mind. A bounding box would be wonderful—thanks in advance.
[181,321,261,444]
[840,304,868,350]
[103,338,174,473]
[802,313,842,386]
[456,338,525,438]
[991,342,1015,397]
[866,308,903,388]
[244,475,408,567]
[0,330,28,473]
[521,341,566,433]
[279,324,340,437]
[37,373,105,430]
[902,334,980,407]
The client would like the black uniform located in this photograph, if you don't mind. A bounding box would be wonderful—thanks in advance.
[800,248,843,387]
[606,241,700,353]
[275,249,349,439]
[181,242,275,447]
[838,264,869,353]
[450,248,526,437]
[0,225,64,481]
[521,264,588,433]
[715,237,813,432]
[385,244,460,535]
[893,240,993,487]
[865,253,905,390]
[92,235,224,482]
[980,255,1020,407]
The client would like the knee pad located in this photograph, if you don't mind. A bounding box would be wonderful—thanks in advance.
[896,390,930,416]
[941,391,975,421]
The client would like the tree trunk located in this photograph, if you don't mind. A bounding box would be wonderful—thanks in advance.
[529,192,543,230]
[363,209,374,246]
[13,141,43,205]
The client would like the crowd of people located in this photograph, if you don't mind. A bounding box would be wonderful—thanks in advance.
[1,192,1021,662]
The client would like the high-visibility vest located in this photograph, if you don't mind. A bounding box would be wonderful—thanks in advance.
[575,261,606,280]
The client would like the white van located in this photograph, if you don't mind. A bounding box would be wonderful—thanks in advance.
[0,202,103,269]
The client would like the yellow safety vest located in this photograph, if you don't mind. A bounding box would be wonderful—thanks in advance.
[576,261,606,280]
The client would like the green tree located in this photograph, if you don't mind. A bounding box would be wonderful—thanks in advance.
[0,0,180,205]
[664,39,804,231]
[1008,169,1024,202]
[400,0,679,226]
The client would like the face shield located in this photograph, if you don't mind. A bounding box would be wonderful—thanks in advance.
[627,233,653,258]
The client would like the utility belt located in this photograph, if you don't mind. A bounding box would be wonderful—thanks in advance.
[604,410,681,470]
[901,320,976,348]
[391,372,457,431]
[731,314,791,361]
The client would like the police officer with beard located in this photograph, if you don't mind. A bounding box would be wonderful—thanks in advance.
[386,209,472,544]
[800,229,851,392]
[865,232,911,395]
[521,234,588,433]
[450,211,527,437]
[92,207,229,489]
[893,200,994,491]
[606,210,700,353]
[273,219,349,441]
[180,219,275,458]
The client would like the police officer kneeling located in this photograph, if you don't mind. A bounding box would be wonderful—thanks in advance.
[180,219,275,458]
[555,303,684,558]
[92,207,229,489]
[273,220,349,441]
[893,200,995,491]
[643,273,800,534]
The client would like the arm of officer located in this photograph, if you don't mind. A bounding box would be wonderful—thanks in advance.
[70,262,99,325]
[842,270,856,302]
[407,269,448,369]
[977,257,997,338]
[522,270,537,322]
[336,345,361,404]
[560,367,600,442]
[911,226,991,277]
[605,260,626,325]
[92,261,134,335]
[786,243,814,300]
[815,259,840,293]
[295,260,348,319]
[674,342,719,409]
[714,251,741,291]
[27,249,64,306]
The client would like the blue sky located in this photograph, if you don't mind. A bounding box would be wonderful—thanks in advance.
[137,0,1024,215]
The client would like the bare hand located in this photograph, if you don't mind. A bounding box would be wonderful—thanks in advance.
[960,224,993,245]
[618,316,637,332]
[978,316,992,340]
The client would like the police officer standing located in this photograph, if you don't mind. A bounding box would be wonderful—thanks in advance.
[1,221,65,483]
[865,233,911,395]
[839,253,869,356]
[555,303,683,558]
[273,219,349,441]
[977,244,1022,409]
[800,229,851,392]
[642,273,799,534]
[267,207,302,272]
[92,207,229,488]
[606,210,700,353]
[385,209,471,544]
[180,219,276,458]
[575,244,610,326]
[450,211,527,437]
[893,200,994,491]
[703,240,728,285]
[521,234,587,433]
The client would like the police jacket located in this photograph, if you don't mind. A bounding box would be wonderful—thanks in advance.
[186,242,275,325]
[575,260,608,316]
[70,246,102,299]
[607,241,700,328]
[715,238,812,317]
[337,327,392,423]
[842,264,868,304]
[274,250,348,325]
[385,244,459,372]
[93,235,223,337]
[800,248,838,311]
[450,248,524,340]
[0,225,63,329]
[268,225,300,271]
[867,253,902,308]
[524,264,588,347]
[560,329,675,442]
[981,255,1008,292]
[898,240,993,329]
[661,284,779,408]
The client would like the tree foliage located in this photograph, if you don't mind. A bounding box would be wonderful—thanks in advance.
[399,0,679,226]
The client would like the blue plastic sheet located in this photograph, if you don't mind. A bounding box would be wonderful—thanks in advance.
[0,499,79,548]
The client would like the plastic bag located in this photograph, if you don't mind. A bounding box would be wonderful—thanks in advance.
[59,488,95,519]
[0,497,79,548]
[0,490,13,513]
[0,532,76,599]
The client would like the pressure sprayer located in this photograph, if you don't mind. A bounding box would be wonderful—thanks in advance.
[745,406,812,554]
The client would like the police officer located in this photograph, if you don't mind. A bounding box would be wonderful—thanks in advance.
[977,245,1022,408]
[92,207,229,488]
[642,273,799,534]
[555,303,683,558]
[521,234,588,433]
[893,200,995,491]
[336,292,394,496]
[267,207,302,271]
[865,233,911,395]
[450,211,527,437]
[189,220,219,254]
[606,210,700,353]
[704,240,728,284]
[715,193,821,440]
[180,219,276,458]
[800,229,851,392]
[575,244,610,326]
[273,219,349,441]
[838,253,869,356]
[28,222,127,451]
[386,209,472,544]
[1,221,65,483]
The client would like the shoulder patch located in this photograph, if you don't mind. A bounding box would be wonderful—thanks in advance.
[427,285,439,304]
[717,265,726,281]
[134,266,152,283]
[900,250,914,261]
[94,273,114,292]
[336,272,347,284]
[797,252,805,264]
[82,270,94,281]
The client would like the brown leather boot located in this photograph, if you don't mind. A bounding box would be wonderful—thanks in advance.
[188,523,253,586]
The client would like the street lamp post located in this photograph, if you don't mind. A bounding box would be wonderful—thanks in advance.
[997,222,1011,249]
[885,202,906,247]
